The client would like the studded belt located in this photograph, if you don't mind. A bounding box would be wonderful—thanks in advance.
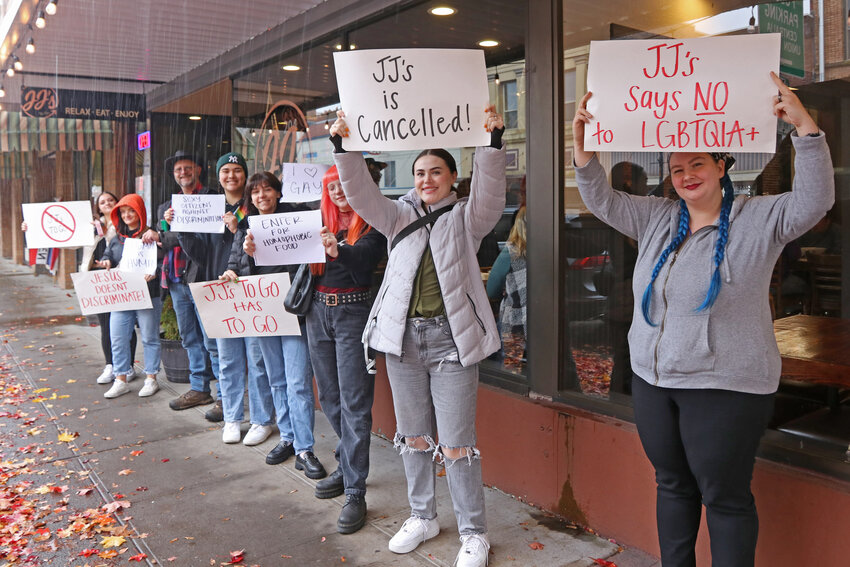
[313,290,371,306]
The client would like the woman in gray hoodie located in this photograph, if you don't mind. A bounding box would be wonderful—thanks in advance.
[573,72,834,567]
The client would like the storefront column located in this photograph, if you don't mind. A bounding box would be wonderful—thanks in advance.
[54,151,75,289]
[11,179,25,265]
[103,122,134,196]
[0,179,12,258]
[526,0,565,397]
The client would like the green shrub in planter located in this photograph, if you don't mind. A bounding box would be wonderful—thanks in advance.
[160,293,190,383]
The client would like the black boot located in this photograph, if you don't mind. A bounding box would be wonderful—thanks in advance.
[295,451,327,479]
[315,467,344,499]
[337,494,367,534]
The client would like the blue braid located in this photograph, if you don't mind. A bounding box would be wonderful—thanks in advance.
[696,173,734,311]
[641,199,690,326]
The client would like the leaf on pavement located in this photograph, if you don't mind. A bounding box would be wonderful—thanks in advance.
[100,535,126,548]
[57,430,78,443]
[129,552,148,561]
[102,500,131,514]
[529,541,545,550]
[118,469,134,476]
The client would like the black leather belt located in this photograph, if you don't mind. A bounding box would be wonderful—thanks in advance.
[313,290,371,306]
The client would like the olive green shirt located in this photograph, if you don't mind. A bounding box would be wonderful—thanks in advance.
[407,246,445,318]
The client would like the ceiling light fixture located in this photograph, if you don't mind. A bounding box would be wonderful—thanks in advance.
[747,7,756,33]
[35,11,46,28]
[45,0,58,16]
[6,68,14,77]
[282,64,300,71]
[12,55,22,71]
[25,38,35,54]
[188,115,202,121]
[494,65,500,85]
[324,120,329,130]
[478,39,499,48]
[428,6,456,16]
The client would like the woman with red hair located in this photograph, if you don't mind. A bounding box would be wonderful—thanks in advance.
[305,165,385,534]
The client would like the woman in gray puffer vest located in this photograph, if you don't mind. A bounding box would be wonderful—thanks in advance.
[573,73,834,567]
[329,105,505,567]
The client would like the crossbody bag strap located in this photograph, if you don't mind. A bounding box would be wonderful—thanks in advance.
[390,203,455,251]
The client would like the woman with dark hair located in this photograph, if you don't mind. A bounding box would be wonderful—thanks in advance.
[304,165,385,534]
[572,73,834,566]
[329,105,505,567]
[224,172,326,479]
[95,194,162,399]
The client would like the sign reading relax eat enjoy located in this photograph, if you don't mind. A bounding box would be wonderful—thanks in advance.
[280,163,330,203]
[22,201,96,249]
[189,273,301,338]
[248,209,325,266]
[585,34,780,153]
[71,270,152,316]
[170,194,226,233]
[333,48,490,151]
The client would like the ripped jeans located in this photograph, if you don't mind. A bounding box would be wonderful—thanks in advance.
[385,315,486,535]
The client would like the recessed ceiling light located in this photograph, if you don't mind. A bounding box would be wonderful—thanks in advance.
[478,40,499,47]
[282,64,300,71]
[188,115,202,121]
[429,6,456,16]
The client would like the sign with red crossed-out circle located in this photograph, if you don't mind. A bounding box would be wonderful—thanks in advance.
[21,201,96,249]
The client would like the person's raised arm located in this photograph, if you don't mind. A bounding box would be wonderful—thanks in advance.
[573,91,595,167]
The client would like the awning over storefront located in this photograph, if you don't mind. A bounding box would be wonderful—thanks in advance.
[0,111,113,152]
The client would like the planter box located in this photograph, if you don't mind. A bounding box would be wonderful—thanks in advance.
[161,338,190,383]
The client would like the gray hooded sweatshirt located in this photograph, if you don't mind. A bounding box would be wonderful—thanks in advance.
[576,133,835,394]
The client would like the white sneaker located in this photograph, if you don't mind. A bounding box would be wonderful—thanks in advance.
[96,364,114,384]
[126,365,139,382]
[242,424,273,446]
[455,533,490,567]
[138,378,159,397]
[222,422,242,444]
[103,380,130,399]
[388,516,440,554]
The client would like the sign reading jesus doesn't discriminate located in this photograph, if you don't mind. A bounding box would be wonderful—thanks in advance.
[585,34,780,153]
[333,49,490,151]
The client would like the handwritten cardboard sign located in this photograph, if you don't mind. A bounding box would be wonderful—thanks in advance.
[248,209,325,266]
[585,34,780,153]
[170,194,226,233]
[333,48,490,151]
[189,273,301,338]
[280,163,330,203]
[22,201,96,249]
[118,238,157,275]
[71,270,152,315]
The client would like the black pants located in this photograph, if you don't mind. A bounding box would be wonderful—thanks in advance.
[632,376,774,567]
[97,312,137,366]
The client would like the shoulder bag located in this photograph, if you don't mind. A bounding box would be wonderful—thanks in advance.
[284,264,313,316]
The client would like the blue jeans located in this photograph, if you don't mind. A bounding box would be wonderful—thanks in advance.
[110,297,162,377]
[256,331,314,453]
[306,300,374,496]
[169,281,213,394]
[216,336,273,425]
[385,316,486,535]
[195,302,222,398]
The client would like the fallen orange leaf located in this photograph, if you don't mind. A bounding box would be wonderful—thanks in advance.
[100,535,126,548]
[118,469,134,476]
[529,541,545,550]
[129,553,148,561]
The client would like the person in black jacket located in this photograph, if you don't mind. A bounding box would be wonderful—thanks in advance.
[142,151,220,413]
[305,165,386,534]
[222,172,325,478]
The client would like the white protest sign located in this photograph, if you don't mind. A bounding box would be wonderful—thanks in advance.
[118,238,157,275]
[71,270,152,315]
[22,201,96,249]
[334,48,490,151]
[585,34,780,153]
[170,194,226,233]
[248,209,325,266]
[189,273,301,338]
[280,163,330,203]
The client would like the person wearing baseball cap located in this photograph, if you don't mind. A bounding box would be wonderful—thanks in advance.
[142,150,221,414]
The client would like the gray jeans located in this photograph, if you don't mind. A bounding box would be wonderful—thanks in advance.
[385,316,486,535]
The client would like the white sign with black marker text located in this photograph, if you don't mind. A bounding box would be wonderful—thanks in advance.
[248,209,325,266]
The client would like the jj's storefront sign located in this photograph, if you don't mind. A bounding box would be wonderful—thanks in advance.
[21,87,146,121]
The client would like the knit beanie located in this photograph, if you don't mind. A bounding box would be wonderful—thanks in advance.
[216,152,248,177]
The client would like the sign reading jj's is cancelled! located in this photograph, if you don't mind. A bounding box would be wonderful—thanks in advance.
[585,34,781,153]
[333,49,490,151]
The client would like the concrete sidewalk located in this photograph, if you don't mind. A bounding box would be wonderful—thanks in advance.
[0,258,658,566]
